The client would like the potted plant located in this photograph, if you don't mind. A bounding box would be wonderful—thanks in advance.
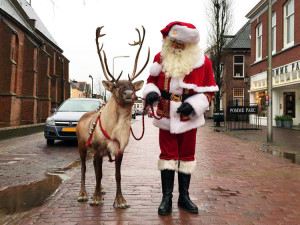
[283,115,293,129]
[274,115,283,127]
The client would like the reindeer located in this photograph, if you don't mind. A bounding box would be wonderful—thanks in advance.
[76,26,150,208]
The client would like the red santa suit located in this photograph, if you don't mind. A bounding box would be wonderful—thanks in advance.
[142,22,218,175]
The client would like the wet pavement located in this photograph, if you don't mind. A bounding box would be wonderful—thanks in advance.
[3,116,297,225]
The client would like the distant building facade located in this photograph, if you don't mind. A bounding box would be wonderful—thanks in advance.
[71,82,91,98]
[0,0,70,127]
[221,22,251,110]
[246,0,300,126]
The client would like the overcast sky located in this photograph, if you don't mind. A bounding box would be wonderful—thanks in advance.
[30,0,259,94]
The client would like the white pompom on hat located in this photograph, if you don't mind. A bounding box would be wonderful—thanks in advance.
[161,21,200,44]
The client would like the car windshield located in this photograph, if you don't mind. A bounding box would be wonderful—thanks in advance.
[58,100,101,112]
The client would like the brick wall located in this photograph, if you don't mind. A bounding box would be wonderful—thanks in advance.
[250,0,300,75]
[0,13,70,127]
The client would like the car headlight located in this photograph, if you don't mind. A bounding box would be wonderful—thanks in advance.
[45,117,55,126]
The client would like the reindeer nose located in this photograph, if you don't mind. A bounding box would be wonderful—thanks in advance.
[123,90,134,99]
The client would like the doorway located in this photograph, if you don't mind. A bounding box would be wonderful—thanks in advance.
[284,92,295,118]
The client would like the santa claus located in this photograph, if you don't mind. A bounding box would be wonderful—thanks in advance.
[143,21,218,215]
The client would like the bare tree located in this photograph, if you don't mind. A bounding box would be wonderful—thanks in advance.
[207,0,233,125]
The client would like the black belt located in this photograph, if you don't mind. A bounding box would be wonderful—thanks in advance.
[161,90,193,102]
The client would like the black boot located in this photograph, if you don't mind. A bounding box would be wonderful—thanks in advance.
[158,170,175,216]
[178,172,198,213]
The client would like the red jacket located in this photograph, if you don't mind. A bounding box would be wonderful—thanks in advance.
[143,52,218,134]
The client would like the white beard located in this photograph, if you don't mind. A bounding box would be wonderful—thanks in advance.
[161,37,201,78]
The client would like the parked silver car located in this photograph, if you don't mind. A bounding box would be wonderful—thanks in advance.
[44,98,104,145]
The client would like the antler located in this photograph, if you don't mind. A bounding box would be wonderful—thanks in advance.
[96,27,123,82]
[128,26,150,82]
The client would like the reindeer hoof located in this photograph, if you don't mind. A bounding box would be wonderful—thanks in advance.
[77,196,88,202]
[77,191,88,202]
[113,201,130,209]
[90,193,104,206]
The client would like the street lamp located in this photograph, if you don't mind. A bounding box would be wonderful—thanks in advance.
[244,74,249,86]
[113,55,130,76]
[103,55,130,102]
[89,75,93,98]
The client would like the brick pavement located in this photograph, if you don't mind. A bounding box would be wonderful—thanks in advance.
[20,117,300,225]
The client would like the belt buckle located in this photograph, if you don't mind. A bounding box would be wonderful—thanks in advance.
[170,94,182,102]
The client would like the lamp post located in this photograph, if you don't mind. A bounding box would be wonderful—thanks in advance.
[103,55,130,102]
[58,56,64,104]
[267,0,273,142]
[89,75,93,98]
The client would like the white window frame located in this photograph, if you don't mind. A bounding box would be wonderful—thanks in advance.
[284,0,294,49]
[233,55,244,78]
[271,12,276,54]
[233,88,244,106]
[256,23,262,61]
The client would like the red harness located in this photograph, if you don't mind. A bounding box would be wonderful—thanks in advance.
[85,95,166,162]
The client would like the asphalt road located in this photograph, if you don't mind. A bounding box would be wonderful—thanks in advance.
[0,132,80,191]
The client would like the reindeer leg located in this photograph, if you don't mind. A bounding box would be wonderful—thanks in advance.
[90,153,104,206]
[78,147,88,202]
[113,154,130,209]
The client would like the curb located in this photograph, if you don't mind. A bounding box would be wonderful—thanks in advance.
[0,123,45,141]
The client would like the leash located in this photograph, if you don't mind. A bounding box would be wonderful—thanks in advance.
[130,96,166,140]
[85,96,166,161]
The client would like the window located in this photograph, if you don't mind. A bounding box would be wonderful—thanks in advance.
[272,12,276,53]
[233,88,244,106]
[284,0,294,48]
[233,55,244,78]
[256,23,262,60]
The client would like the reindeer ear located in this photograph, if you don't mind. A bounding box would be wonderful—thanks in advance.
[102,81,114,92]
[133,80,144,92]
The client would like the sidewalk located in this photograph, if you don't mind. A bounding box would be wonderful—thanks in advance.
[207,119,300,164]
[21,117,300,225]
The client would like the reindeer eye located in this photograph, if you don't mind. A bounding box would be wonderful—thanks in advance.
[113,84,117,89]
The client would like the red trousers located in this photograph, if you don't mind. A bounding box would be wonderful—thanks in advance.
[159,128,197,161]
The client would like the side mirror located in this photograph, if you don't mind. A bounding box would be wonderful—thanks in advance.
[50,108,57,113]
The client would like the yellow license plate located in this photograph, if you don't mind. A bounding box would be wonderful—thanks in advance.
[62,127,76,132]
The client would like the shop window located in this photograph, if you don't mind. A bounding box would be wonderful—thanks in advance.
[272,12,276,54]
[233,56,244,78]
[233,88,244,106]
[254,91,267,117]
[256,23,262,60]
[284,0,294,48]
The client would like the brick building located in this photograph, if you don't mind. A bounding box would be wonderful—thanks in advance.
[246,0,300,126]
[221,21,251,111]
[0,0,70,127]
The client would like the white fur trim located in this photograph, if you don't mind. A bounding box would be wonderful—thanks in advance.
[178,77,219,92]
[178,160,197,174]
[142,83,161,107]
[193,52,205,69]
[185,94,209,117]
[169,77,183,95]
[158,159,178,171]
[169,25,200,44]
[153,117,170,130]
[150,62,162,77]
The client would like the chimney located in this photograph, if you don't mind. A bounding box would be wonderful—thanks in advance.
[27,18,36,29]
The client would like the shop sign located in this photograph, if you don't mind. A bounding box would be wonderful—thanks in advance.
[228,106,258,114]
[272,60,300,76]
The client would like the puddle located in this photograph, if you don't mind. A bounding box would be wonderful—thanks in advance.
[261,144,300,164]
[0,174,62,215]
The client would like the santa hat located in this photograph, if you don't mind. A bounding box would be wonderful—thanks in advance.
[161,21,200,44]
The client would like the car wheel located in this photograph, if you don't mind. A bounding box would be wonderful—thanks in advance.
[47,139,55,145]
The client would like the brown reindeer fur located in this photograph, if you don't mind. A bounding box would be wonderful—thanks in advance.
[76,80,144,207]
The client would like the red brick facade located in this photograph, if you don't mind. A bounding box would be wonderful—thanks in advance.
[0,9,70,127]
[249,0,300,74]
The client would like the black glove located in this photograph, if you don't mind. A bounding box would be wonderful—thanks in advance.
[177,102,194,116]
[146,92,160,106]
